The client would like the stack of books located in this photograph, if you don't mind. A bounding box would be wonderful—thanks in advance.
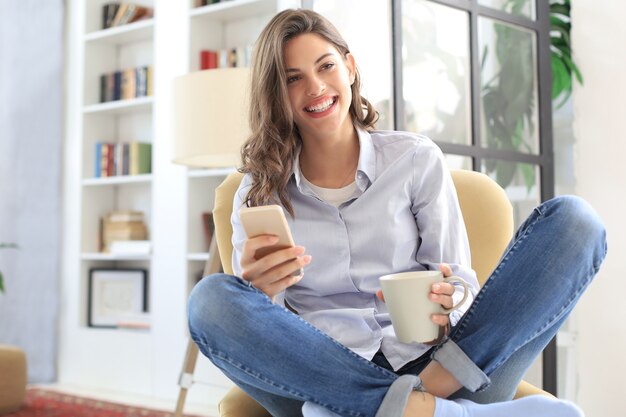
[199,46,253,70]
[99,65,152,103]
[102,3,154,29]
[101,211,149,253]
[95,141,151,178]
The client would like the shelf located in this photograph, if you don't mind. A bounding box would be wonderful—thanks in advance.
[82,174,153,187]
[187,168,236,178]
[83,96,154,116]
[84,19,154,45]
[191,0,275,22]
[188,253,210,261]
[81,253,152,261]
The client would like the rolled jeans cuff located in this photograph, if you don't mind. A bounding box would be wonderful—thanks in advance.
[374,375,422,417]
[431,339,491,392]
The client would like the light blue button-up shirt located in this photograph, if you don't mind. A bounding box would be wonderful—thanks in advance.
[231,129,479,371]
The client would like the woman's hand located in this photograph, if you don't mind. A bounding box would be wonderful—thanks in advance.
[375,263,456,327]
[240,234,312,300]
[429,263,456,327]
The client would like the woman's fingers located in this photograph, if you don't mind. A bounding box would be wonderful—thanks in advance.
[431,313,450,326]
[240,239,312,299]
[439,263,453,277]
[242,245,307,281]
[241,235,279,263]
[430,282,455,309]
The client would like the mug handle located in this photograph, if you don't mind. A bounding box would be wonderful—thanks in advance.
[440,276,469,314]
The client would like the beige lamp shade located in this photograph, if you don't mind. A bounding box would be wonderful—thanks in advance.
[172,67,250,168]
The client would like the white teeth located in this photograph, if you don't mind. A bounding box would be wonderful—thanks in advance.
[305,97,335,113]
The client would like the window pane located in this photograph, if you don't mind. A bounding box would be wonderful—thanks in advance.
[401,0,471,145]
[445,154,472,171]
[481,159,540,227]
[479,0,536,20]
[479,17,539,154]
[313,0,393,129]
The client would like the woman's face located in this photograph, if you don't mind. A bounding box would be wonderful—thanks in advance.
[283,33,356,143]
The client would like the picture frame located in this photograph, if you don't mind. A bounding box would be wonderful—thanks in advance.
[88,268,148,328]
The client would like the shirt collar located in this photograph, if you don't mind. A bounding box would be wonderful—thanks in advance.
[292,127,377,193]
[355,127,376,189]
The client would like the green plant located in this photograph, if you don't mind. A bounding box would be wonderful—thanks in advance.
[481,0,582,191]
[0,243,18,293]
[550,0,583,107]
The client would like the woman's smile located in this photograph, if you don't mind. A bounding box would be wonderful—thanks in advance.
[304,95,338,118]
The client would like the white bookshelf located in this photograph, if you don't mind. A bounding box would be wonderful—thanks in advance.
[61,0,300,411]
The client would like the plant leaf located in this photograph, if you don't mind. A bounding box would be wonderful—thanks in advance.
[520,163,536,194]
[550,3,570,17]
[551,55,569,98]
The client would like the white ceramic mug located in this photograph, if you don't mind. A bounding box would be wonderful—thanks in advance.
[379,270,469,344]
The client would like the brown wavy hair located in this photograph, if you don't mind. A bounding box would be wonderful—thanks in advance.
[240,9,378,216]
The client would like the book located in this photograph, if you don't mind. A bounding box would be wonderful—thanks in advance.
[200,50,218,70]
[121,68,136,100]
[108,210,144,222]
[101,211,148,252]
[102,3,121,29]
[130,142,152,175]
[110,3,129,27]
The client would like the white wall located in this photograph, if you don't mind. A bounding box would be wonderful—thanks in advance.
[0,0,63,382]
[572,1,626,416]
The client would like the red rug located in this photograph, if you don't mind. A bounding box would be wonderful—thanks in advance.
[5,388,202,417]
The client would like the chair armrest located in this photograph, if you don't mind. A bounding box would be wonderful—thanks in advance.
[219,386,272,417]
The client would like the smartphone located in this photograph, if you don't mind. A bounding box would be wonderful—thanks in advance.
[239,205,303,276]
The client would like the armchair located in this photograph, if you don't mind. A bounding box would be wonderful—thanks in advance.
[177,169,551,417]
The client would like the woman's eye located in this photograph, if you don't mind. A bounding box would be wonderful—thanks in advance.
[287,75,300,84]
[321,62,335,71]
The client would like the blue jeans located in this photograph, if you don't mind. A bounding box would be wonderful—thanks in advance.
[188,196,607,417]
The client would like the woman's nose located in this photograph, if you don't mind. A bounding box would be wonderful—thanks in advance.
[306,76,325,96]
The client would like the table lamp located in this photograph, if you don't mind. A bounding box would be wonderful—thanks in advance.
[171,66,250,267]
[172,67,250,168]
[171,67,251,415]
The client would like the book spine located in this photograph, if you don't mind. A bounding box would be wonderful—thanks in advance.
[101,143,109,177]
[137,143,152,174]
[130,142,138,175]
[111,4,128,27]
[100,74,107,102]
[113,71,122,101]
[107,143,115,177]
[102,4,120,29]
[146,66,153,96]
[123,143,130,175]
[95,143,102,178]
[200,50,210,70]
[136,67,146,97]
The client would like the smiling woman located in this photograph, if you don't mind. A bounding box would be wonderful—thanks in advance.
[186,8,606,417]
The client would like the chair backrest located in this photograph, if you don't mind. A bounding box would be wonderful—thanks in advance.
[450,170,513,285]
[213,170,513,285]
